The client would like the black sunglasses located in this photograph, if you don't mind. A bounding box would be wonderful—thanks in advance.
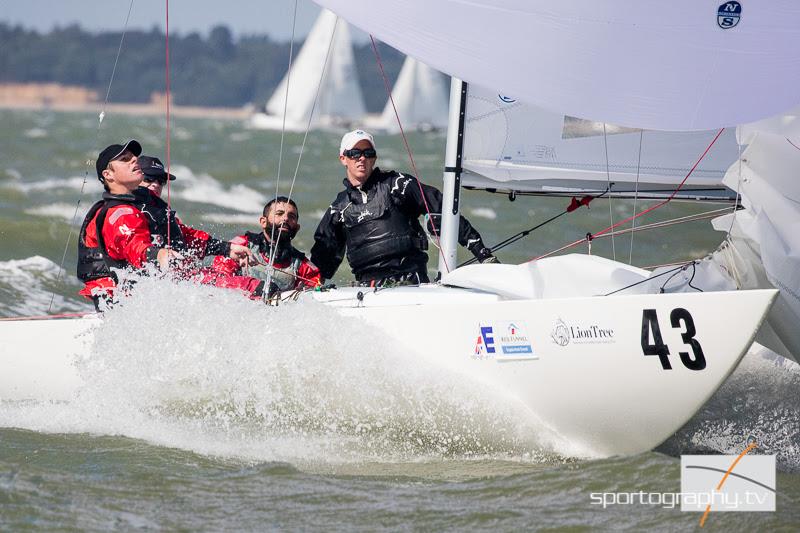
[343,148,377,160]
[143,176,167,184]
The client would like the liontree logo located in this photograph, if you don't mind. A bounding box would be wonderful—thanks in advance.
[550,317,615,346]
[551,318,570,346]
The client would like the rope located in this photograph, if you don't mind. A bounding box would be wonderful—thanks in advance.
[629,129,644,264]
[369,35,450,273]
[602,123,616,260]
[264,0,300,290]
[165,0,172,248]
[0,312,94,322]
[457,189,607,268]
[47,0,136,314]
[531,127,727,262]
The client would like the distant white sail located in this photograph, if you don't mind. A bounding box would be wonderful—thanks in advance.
[250,9,366,131]
[375,57,449,133]
[315,0,800,131]
[461,84,741,200]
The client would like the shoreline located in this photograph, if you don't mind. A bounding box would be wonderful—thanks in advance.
[0,101,251,120]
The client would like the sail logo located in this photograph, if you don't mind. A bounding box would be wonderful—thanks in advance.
[550,317,615,346]
[498,95,516,104]
[472,321,536,360]
[717,1,741,29]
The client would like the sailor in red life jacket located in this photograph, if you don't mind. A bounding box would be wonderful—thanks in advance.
[76,141,257,310]
[212,196,322,293]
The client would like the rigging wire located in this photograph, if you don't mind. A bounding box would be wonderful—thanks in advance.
[266,4,333,288]
[602,123,616,260]
[531,127,727,262]
[164,0,172,248]
[628,129,644,264]
[48,0,136,313]
[369,34,450,273]
[264,0,300,290]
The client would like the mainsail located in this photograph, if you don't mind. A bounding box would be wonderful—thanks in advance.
[314,0,800,131]
[462,84,740,200]
[373,57,449,133]
[250,8,366,131]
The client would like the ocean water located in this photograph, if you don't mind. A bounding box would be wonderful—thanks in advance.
[1,109,798,530]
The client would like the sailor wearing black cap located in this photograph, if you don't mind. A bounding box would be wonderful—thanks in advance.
[138,155,175,198]
[76,142,257,309]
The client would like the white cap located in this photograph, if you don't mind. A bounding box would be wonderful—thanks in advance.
[339,129,376,155]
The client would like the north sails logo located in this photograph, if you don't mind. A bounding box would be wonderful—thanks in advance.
[717,1,741,29]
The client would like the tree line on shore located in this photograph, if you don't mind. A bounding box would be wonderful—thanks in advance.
[0,23,403,110]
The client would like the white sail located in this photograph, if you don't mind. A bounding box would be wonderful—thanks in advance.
[461,84,741,200]
[709,131,800,362]
[374,57,449,133]
[314,0,800,131]
[251,9,366,131]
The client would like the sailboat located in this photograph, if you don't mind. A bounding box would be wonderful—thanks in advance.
[248,8,366,132]
[366,56,450,133]
[2,1,799,457]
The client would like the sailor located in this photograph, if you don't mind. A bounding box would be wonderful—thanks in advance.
[310,129,497,286]
[76,142,257,310]
[212,196,322,292]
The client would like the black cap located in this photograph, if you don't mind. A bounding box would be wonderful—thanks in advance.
[138,155,176,181]
[96,140,142,182]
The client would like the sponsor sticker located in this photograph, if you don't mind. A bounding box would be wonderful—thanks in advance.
[550,317,615,346]
[473,321,537,360]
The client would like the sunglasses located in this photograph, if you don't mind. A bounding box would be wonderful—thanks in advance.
[143,176,167,184]
[343,148,377,160]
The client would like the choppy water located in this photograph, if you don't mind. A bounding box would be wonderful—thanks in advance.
[1,109,798,530]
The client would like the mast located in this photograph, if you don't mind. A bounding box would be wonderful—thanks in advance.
[437,78,467,277]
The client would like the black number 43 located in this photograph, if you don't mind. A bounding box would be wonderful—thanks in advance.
[641,308,706,370]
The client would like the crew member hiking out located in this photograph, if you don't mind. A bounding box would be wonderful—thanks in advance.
[76,142,258,310]
[212,196,321,293]
[310,129,497,286]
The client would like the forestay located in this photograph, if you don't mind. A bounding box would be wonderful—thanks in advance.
[462,84,741,199]
[313,0,800,131]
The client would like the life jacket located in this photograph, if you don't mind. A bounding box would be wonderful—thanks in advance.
[331,171,427,271]
[136,191,187,251]
[244,231,306,291]
[76,192,143,282]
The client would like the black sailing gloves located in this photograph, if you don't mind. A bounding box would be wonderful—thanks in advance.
[469,242,500,264]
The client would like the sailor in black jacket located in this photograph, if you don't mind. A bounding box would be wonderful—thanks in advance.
[310,130,496,285]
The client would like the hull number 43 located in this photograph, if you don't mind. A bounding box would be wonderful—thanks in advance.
[641,308,706,370]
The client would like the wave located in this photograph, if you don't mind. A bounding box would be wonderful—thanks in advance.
[166,165,268,213]
[468,207,498,220]
[0,256,86,317]
[201,212,262,225]
[0,276,569,465]
[24,202,88,223]
[660,346,800,472]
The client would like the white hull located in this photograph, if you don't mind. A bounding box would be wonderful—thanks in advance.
[0,279,777,456]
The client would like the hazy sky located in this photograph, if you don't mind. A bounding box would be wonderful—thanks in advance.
[0,0,335,40]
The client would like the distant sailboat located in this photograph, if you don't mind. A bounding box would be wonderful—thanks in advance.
[368,56,449,133]
[249,9,366,132]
